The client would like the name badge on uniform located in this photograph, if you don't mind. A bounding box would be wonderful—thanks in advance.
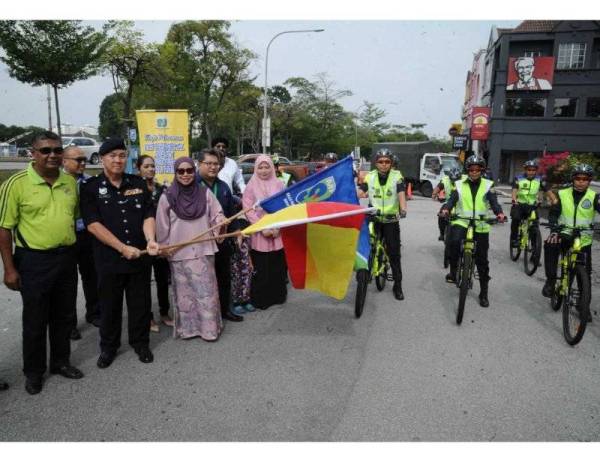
[124,188,143,196]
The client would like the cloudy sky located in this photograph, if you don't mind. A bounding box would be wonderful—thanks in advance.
[0,19,523,139]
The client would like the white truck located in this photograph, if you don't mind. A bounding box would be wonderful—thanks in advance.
[371,142,462,197]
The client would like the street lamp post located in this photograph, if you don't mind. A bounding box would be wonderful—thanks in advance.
[262,28,324,153]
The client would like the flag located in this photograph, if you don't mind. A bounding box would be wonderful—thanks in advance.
[242,202,373,300]
[259,156,370,270]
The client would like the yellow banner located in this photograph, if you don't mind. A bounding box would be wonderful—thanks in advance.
[136,110,189,184]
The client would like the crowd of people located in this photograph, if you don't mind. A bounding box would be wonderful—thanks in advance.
[1,131,598,396]
[0,132,290,394]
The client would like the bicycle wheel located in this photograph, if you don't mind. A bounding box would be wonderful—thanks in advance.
[510,230,521,261]
[354,269,369,318]
[375,251,387,292]
[524,226,542,276]
[456,252,472,325]
[562,265,591,346]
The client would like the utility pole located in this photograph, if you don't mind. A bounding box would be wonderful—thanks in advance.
[46,85,53,131]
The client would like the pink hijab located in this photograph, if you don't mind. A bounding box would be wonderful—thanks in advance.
[245,154,284,203]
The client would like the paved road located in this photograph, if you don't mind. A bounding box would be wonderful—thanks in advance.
[2,197,600,441]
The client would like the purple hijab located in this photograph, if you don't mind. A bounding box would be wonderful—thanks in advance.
[165,157,207,220]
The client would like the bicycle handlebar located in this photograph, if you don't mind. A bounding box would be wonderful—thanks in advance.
[449,214,504,225]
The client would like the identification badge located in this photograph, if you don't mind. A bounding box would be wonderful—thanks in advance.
[124,188,143,196]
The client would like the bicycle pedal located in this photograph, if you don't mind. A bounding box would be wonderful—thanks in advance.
[386,274,394,281]
[474,272,480,280]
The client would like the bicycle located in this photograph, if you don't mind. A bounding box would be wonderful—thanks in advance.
[354,214,395,318]
[449,214,501,325]
[509,204,542,276]
[542,223,594,346]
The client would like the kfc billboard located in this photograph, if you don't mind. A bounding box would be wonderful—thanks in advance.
[470,107,490,141]
[507,56,555,91]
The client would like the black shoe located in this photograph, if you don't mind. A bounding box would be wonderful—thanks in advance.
[479,293,489,308]
[223,312,244,322]
[50,365,84,379]
[542,280,555,298]
[0,379,8,391]
[86,316,101,328]
[70,328,82,340]
[438,235,445,241]
[445,272,456,284]
[135,347,154,364]
[97,351,116,369]
[393,283,404,301]
[25,377,43,395]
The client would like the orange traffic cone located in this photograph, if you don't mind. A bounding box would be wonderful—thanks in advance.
[407,182,413,200]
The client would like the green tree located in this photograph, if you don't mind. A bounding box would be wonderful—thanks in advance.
[0,20,108,138]
[102,21,163,137]
[98,93,126,139]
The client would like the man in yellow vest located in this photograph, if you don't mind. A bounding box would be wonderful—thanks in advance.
[358,148,407,300]
[542,164,600,305]
[440,156,506,307]
[272,155,292,188]
[432,167,464,241]
[510,160,548,248]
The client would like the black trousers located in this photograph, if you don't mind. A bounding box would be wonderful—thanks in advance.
[74,231,99,326]
[447,224,490,283]
[97,269,151,354]
[544,237,592,281]
[373,220,402,282]
[148,257,170,317]
[510,204,536,242]
[14,246,77,378]
[214,241,232,316]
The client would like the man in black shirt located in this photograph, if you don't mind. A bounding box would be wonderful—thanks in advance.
[80,138,159,369]
[197,149,244,322]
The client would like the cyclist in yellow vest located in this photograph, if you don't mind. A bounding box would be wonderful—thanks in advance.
[358,148,407,300]
[432,167,464,241]
[272,156,292,188]
[510,160,548,248]
[440,156,506,307]
[542,164,600,303]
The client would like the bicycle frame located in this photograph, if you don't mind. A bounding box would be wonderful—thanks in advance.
[519,209,538,250]
[557,233,585,297]
[368,220,390,278]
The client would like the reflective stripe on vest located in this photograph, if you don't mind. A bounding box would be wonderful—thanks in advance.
[366,169,404,215]
[558,187,595,247]
[516,176,541,205]
[277,172,291,186]
[451,178,493,233]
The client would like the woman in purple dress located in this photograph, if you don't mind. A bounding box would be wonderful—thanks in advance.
[155,157,226,341]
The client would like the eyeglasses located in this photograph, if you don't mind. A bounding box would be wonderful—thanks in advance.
[201,161,220,167]
[64,157,87,164]
[376,159,392,165]
[35,146,64,155]
[176,167,196,175]
[573,176,592,182]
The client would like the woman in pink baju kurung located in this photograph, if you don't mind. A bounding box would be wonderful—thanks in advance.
[156,157,226,340]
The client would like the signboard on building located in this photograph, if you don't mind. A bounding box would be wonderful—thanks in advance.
[470,107,491,141]
[507,56,555,91]
[452,134,469,150]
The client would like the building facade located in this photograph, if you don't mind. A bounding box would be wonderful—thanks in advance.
[464,21,600,182]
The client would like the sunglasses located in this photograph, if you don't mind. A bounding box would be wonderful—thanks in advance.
[573,176,591,182]
[176,167,195,175]
[36,146,64,155]
[64,157,88,164]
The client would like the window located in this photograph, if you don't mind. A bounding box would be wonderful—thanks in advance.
[505,98,546,117]
[553,98,578,117]
[81,139,94,146]
[557,43,586,69]
[424,156,441,173]
[586,98,600,118]
[523,50,542,58]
